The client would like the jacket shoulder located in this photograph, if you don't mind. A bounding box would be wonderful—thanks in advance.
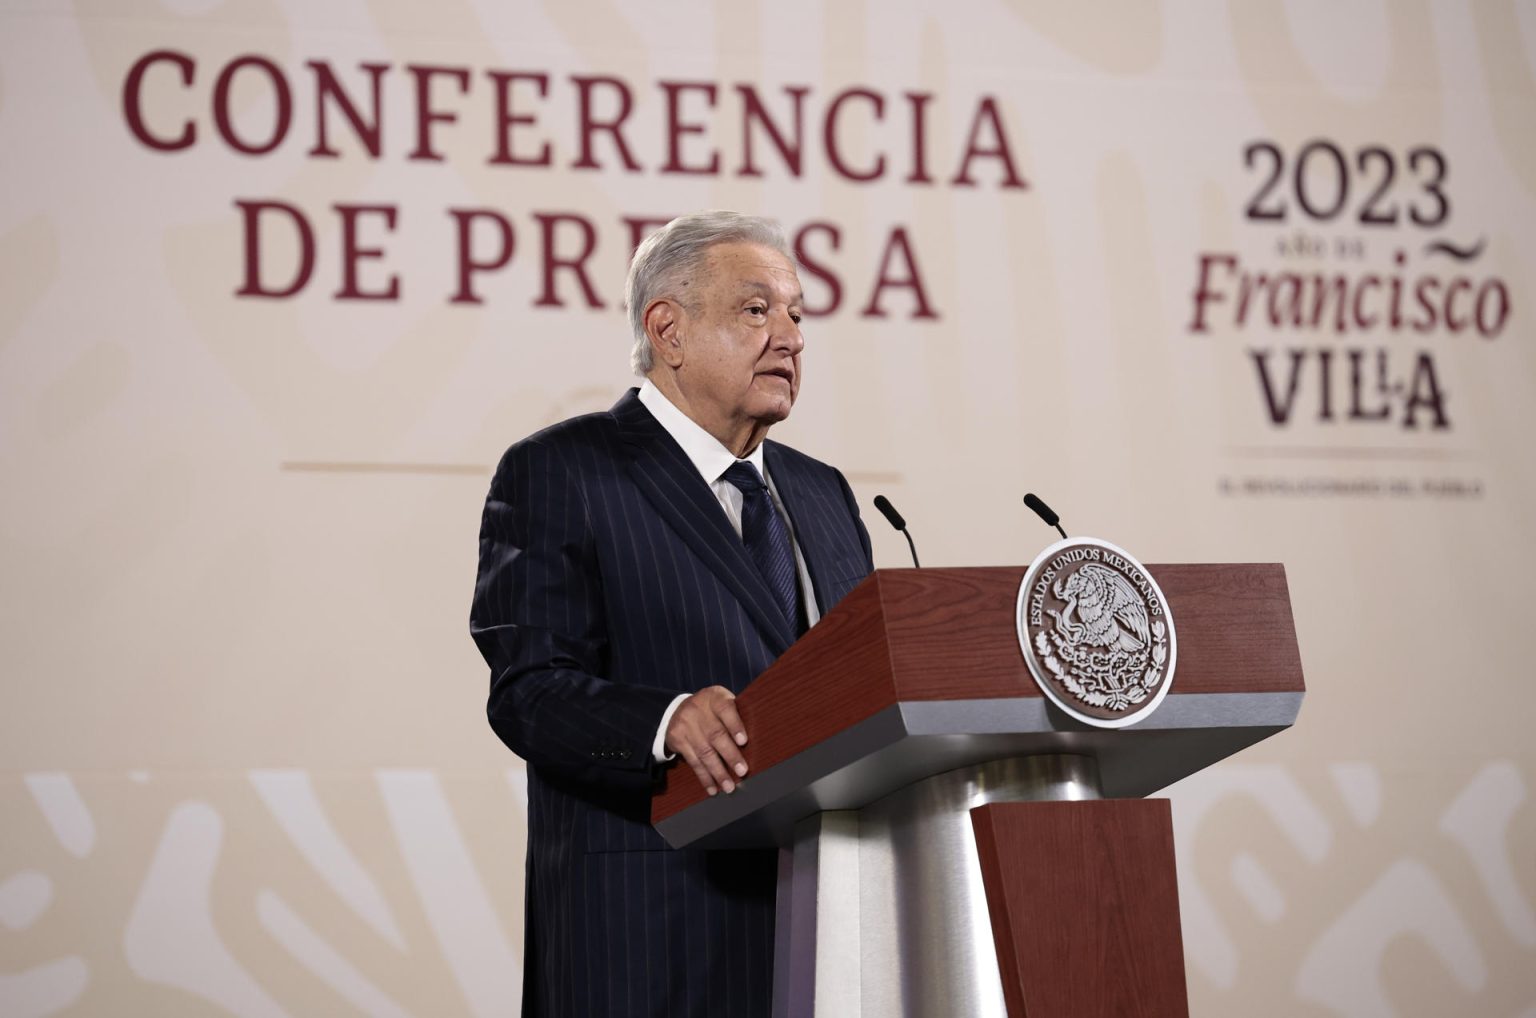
[496,408,618,463]
[526,408,618,448]
[764,439,847,483]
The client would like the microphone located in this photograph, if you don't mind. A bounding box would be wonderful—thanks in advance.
[1023,493,1068,540]
[872,495,921,567]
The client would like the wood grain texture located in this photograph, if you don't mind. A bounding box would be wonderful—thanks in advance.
[1144,563,1305,695]
[652,564,1304,823]
[882,564,1304,700]
[971,800,1189,1018]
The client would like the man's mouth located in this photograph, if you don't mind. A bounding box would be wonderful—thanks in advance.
[760,367,794,385]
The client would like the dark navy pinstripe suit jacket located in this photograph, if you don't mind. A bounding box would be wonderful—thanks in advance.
[471,389,873,1018]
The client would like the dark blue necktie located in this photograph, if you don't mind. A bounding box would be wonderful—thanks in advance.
[721,461,802,634]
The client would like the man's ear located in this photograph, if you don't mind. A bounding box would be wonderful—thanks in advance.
[644,299,685,368]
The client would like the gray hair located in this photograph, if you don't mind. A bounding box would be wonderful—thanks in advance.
[626,210,793,375]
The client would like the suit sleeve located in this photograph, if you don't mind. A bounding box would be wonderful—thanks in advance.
[471,437,678,790]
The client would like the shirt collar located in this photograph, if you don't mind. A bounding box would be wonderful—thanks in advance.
[638,380,765,484]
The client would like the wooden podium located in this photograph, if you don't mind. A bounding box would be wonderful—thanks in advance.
[652,565,1305,1017]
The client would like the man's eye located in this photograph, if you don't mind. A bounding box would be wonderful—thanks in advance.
[746,305,766,316]
[789,313,802,324]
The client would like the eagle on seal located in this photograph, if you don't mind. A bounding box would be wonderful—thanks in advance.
[1048,563,1150,653]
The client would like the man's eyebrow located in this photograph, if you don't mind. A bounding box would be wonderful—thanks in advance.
[734,282,806,305]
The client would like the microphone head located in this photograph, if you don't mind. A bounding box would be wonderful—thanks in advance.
[872,495,907,531]
[1022,493,1060,528]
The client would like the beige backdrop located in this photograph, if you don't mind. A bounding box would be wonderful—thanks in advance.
[3,1,1534,1015]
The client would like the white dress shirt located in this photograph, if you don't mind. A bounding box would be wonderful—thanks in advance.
[638,380,819,761]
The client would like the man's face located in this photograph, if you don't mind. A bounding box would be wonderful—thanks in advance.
[674,242,806,438]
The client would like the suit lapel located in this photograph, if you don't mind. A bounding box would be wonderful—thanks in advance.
[611,391,795,654]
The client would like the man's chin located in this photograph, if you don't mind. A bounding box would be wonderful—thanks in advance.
[750,397,794,426]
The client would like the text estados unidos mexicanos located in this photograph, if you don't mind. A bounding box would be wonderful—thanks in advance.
[1027,547,1162,627]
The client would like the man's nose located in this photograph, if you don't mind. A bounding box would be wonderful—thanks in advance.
[772,309,805,353]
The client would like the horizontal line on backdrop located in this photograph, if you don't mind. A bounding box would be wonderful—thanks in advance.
[1224,446,1474,462]
[281,461,491,476]
[282,462,904,482]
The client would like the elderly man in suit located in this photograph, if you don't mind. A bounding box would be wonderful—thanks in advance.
[471,210,874,1017]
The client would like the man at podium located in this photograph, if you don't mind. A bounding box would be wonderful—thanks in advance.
[470,210,874,1017]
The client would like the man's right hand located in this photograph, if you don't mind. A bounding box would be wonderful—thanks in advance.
[665,685,749,796]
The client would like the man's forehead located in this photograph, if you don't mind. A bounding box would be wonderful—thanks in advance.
[707,243,801,294]
[707,242,793,271]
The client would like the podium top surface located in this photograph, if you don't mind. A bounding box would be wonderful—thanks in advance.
[651,563,1305,849]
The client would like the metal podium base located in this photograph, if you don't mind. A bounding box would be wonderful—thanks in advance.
[772,754,1103,1017]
